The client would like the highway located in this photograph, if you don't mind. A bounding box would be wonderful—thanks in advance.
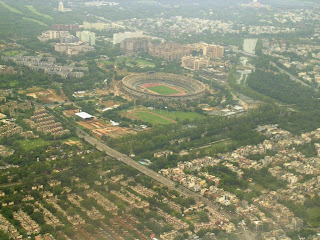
[270,61,316,90]
[76,128,232,217]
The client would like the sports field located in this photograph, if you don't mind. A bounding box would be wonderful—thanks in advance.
[136,59,155,68]
[17,139,51,151]
[134,111,174,125]
[123,108,204,125]
[148,85,180,95]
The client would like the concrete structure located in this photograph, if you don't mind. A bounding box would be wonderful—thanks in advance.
[120,37,150,54]
[57,1,71,12]
[182,56,210,71]
[60,35,79,44]
[0,65,15,75]
[1,55,85,79]
[58,1,64,12]
[113,31,144,45]
[83,21,124,31]
[76,31,96,46]
[121,72,206,101]
[149,43,192,61]
[149,42,224,61]
[52,24,79,31]
[243,39,258,55]
[38,30,72,42]
[203,44,225,58]
[55,42,94,56]
[75,112,94,120]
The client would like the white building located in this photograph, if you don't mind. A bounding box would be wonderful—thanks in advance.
[83,22,124,31]
[75,112,94,120]
[113,31,144,45]
[58,1,64,12]
[76,31,96,46]
[37,30,71,42]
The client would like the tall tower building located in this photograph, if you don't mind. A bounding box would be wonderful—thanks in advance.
[58,1,64,12]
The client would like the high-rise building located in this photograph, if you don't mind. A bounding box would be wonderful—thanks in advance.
[83,22,124,31]
[37,31,71,42]
[58,1,64,12]
[182,56,210,71]
[76,31,96,46]
[52,24,79,31]
[120,37,150,54]
[113,31,144,45]
[148,43,192,61]
[203,44,224,58]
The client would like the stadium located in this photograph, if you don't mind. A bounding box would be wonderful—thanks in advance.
[121,72,206,101]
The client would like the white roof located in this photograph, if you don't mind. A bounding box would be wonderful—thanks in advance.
[75,112,94,119]
[110,120,119,126]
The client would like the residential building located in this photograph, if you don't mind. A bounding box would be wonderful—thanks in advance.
[76,31,96,46]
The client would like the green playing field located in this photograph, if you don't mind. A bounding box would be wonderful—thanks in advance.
[147,85,180,95]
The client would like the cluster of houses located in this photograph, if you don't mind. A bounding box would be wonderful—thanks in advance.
[0,100,32,116]
[67,193,104,220]
[86,190,118,215]
[37,203,63,228]
[0,145,14,157]
[25,108,70,138]
[262,38,320,84]
[0,65,15,75]
[0,214,22,239]
[0,121,35,140]
[13,210,40,235]
[1,55,87,79]
[159,124,320,237]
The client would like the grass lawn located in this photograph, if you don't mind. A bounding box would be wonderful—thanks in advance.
[134,111,174,125]
[249,182,265,192]
[126,108,204,125]
[26,5,53,20]
[307,207,320,227]
[23,17,47,26]
[136,59,155,68]
[0,2,22,14]
[18,139,51,151]
[148,85,180,95]
[151,109,204,122]
[203,139,233,153]
[8,81,18,87]
[4,51,26,56]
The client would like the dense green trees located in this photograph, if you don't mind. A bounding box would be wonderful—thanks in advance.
[243,168,287,191]
[247,70,320,110]
[108,104,284,170]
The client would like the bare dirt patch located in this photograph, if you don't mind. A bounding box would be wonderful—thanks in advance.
[64,139,82,146]
[20,88,69,104]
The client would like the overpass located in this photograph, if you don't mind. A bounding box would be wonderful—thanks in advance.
[270,61,317,90]
[76,128,231,217]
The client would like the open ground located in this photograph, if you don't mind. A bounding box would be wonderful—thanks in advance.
[123,108,204,125]
[77,120,136,138]
[19,87,69,104]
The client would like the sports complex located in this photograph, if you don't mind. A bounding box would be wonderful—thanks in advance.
[121,72,206,101]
